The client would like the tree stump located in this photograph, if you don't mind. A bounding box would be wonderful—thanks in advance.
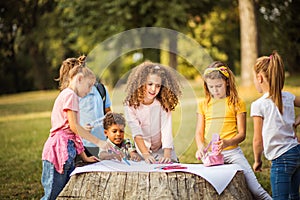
[57,171,252,199]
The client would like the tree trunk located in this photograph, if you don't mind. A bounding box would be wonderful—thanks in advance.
[238,0,258,86]
[57,171,252,199]
[169,32,178,70]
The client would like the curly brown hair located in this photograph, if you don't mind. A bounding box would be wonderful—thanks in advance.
[124,61,182,112]
[103,112,126,130]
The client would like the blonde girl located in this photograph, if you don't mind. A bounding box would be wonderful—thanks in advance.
[251,51,300,200]
[56,56,112,158]
[124,61,181,164]
[41,63,107,200]
[195,61,271,199]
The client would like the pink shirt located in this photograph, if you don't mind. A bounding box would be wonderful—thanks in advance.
[42,88,84,174]
[124,99,174,154]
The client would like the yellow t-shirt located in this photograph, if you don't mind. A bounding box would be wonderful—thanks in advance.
[198,97,246,150]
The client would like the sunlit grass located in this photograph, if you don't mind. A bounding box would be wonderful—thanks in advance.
[0,76,299,199]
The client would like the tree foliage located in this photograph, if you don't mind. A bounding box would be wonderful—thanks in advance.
[0,0,299,94]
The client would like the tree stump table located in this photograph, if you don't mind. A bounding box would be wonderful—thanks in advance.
[57,171,252,199]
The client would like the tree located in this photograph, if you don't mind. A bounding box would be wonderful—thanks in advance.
[238,0,258,86]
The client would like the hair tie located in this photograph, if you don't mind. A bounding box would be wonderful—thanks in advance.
[269,55,273,60]
[204,66,229,78]
[154,65,160,70]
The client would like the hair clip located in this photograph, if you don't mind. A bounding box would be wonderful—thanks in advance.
[154,65,160,70]
[204,66,229,78]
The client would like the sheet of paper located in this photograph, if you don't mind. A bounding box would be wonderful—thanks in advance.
[71,160,243,195]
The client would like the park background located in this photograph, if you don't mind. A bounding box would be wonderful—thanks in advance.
[1,0,300,199]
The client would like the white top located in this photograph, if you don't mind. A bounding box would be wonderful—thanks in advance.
[250,91,298,160]
[124,99,174,154]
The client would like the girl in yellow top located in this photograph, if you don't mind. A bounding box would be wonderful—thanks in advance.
[195,61,271,200]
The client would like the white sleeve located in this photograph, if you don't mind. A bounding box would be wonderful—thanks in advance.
[124,105,143,138]
[160,109,174,149]
[250,100,263,117]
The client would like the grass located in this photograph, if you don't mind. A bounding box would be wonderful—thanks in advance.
[0,77,299,199]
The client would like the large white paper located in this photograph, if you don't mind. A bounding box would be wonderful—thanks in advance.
[71,160,243,195]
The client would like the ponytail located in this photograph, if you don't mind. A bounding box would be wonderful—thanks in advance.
[268,51,285,114]
[55,55,87,91]
[254,51,285,114]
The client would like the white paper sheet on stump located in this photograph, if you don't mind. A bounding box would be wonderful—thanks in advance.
[71,160,243,195]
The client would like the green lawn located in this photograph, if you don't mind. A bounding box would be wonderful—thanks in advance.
[0,78,299,199]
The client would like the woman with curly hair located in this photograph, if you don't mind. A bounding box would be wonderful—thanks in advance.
[124,61,182,164]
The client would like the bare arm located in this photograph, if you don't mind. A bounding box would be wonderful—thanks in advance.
[79,151,99,163]
[294,96,300,142]
[219,112,246,150]
[104,107,111,114]
[134,135,156,163]
[294,96,300,107]
[195,113,206,159]
[67,110,107,149]
[252,116,264,172]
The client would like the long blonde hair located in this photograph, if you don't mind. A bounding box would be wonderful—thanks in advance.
[253,51,285,114]
[203,61,240,110]
[124,61,182,112]
[55,55,87,91]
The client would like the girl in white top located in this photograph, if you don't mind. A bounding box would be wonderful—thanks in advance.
[251,51,300,200]
[124,61,182,164]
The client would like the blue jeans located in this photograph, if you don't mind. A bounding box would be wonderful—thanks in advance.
[41,140,76,200]
[271,144,300,200]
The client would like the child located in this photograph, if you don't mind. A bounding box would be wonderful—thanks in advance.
[124,61,182,164]
[56,55,112,158]
[98,112,141,162]
[251,51,300,200]
[195,61,271,199]
[41,62,108,200]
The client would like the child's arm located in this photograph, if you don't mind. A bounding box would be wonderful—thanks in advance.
[294,96,300,107]
[294,96,300,142]
[217,112,246,152]
[252,116,264,172]
[134,135,156,164]
[294,115,300,142]
[67,110,107,149]
[195,113,206,160]
[99,151,122,161]
[79,151,99,163]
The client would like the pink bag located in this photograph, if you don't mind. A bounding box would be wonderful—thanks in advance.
[201,134,224,167]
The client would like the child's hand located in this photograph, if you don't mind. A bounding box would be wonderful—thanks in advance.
[130,152,141,162]
[142,153,156,164]
[84,156,100,163]
[253,160,262,172]
[84,124,93,132]
[99,151,123,161]
[195,146,205,160]
[158,157,172,164]
[294,115,300,128]
[215,140,226,154]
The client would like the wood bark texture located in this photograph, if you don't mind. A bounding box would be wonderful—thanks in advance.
[57,171,252,199]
